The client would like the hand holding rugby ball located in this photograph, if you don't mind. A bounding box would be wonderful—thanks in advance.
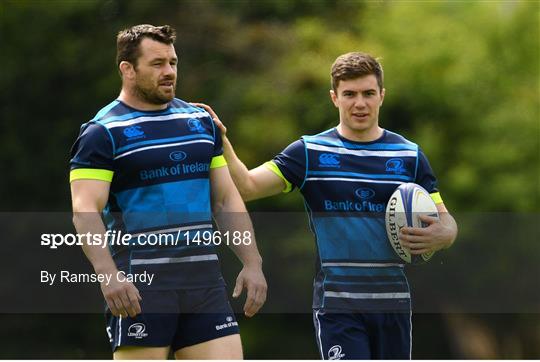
[385,183,439,264]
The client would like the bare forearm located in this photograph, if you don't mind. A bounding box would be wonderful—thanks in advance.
[72,212,118,274]
[439,212,458,248]
[209,159,268,316]
[222,136,257,199]
[70,181,141,318]
[213,196,262,267]
[229,229,263,267]
[194,102,282,200]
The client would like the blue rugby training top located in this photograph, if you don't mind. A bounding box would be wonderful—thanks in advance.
[70,98,227,290]
[269,128,441,312]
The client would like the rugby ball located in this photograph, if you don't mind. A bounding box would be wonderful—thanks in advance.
[385,183,439,264]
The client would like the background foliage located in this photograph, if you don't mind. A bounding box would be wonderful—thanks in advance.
[0,0,538,358]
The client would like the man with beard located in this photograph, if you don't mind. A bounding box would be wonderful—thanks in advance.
[69,24,266,359]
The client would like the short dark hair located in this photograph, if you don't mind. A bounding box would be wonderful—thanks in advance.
[116,24,176,67]
[331,52,384,92]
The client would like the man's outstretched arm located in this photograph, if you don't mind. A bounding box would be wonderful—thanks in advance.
[210,165,267,317]
[194,102,286,201]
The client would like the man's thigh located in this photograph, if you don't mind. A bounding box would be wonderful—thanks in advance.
[106,290,179,353]
[174,334,242,359]
[171,287,241,356]
[313,310,411,360]
[313,310,370,360]
[106,312,177,353]
[114,346,170,360]
[107,287,239,358]
[368,312,411,360]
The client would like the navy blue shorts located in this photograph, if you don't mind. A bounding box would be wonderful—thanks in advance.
[313,310,411,360]
[106,286,239,352]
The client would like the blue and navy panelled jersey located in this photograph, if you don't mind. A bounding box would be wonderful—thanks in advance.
[70,98,227,290]
[270,128,441,312]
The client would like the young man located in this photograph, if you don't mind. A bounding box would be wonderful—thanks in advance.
[195,52,457,359]
[70,24,267,359]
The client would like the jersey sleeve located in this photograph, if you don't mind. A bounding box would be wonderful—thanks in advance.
[415,148,443,204]
[267,139,306,192]
[210,119,227,169]
[69,122,115,182]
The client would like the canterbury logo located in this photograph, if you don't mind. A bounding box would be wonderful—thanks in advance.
[319,153,340,167]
